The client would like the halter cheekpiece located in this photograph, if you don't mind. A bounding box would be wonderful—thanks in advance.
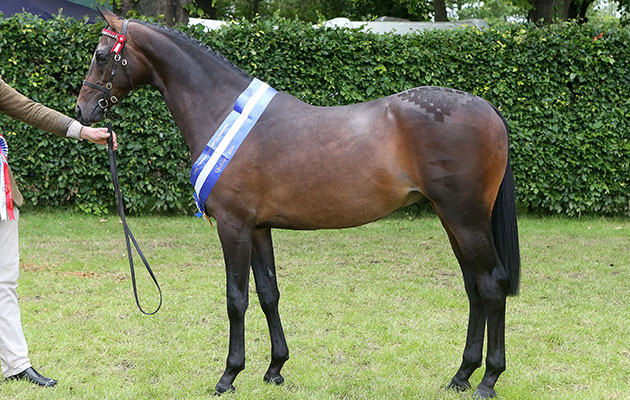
[82,19,134,110]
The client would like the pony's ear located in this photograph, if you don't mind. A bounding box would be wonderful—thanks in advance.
[97,7,123,32]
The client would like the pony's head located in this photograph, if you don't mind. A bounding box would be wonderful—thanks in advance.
[76,8,148,124]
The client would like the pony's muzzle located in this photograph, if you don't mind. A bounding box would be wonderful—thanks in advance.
[75,103,104,125]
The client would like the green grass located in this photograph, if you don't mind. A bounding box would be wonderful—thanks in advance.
[0,210,628,399]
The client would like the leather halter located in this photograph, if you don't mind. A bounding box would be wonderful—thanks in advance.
[82,19,135,110]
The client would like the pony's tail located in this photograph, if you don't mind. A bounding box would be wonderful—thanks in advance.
[491,106,521,296]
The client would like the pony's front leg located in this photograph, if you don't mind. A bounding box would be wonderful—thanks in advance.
[215,221,253,394]
[251,228,289,385]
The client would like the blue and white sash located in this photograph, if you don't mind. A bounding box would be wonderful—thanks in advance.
[190,78,277,215]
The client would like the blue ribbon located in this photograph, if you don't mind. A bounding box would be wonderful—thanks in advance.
[190,78,277,215]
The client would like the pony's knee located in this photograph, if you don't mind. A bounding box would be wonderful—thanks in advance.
[257,288,280,314]
[226,291,249,320]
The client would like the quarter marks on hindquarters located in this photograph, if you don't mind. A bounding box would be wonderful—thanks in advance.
[397,87,477,123]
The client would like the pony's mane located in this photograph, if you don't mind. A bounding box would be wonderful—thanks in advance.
[135,20,251,80]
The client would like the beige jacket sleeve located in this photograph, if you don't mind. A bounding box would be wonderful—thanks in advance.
[0,75,74,136]
[0,75,78,207]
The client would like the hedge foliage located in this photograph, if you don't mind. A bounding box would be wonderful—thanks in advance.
[0,13,628,216]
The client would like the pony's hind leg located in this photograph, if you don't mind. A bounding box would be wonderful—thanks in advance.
[443,228,487,392]
[251,228,289,385]
[437,210,508,399]
[215,221,253,394]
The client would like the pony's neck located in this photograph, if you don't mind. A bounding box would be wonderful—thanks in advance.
[135,23,251,161]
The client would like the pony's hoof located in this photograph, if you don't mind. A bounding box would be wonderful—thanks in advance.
[446,378,471,392]
[263,373,284,386]
[473,386,497,399]
[214,384,235,396]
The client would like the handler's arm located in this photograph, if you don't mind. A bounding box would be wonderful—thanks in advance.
[0,75,74,136]
[0,76,116,148]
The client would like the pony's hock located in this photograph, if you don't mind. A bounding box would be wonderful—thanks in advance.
[77,8,520,398]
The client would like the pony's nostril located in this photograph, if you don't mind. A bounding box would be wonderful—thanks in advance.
[75,105,82,120]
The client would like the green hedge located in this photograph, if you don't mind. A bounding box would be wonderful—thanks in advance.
[0,14,628,216]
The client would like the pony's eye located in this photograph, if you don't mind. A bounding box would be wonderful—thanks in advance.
[96,52,109,63]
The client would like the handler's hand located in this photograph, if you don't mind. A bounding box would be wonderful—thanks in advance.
[80,127,118,150]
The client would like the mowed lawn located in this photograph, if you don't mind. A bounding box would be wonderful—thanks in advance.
[0,210,628,399]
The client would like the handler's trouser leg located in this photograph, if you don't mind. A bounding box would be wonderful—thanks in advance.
[0,208,31,377]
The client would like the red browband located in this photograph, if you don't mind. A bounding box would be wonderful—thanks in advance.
[102,28,127,55]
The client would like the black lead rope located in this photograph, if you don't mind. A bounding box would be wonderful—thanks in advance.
[105,109,162,315]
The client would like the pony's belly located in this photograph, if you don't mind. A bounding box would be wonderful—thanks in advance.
[260,186,425,230]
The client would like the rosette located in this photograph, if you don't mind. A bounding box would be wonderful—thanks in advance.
[0,135,15,221]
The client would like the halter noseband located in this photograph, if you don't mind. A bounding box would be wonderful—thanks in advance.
[82,19,135,110]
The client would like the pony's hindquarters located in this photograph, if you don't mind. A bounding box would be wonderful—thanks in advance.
[397,87,519,397]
